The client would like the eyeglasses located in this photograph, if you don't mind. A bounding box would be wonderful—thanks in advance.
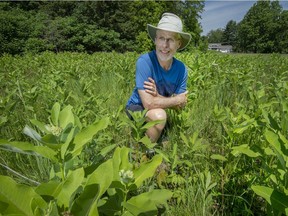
[156,36,179,46]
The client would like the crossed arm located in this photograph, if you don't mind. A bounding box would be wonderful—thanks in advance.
[138,77,188,110]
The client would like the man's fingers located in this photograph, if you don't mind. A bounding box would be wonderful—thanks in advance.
[144,79,157,94]
[148,77,155,84]
[144,83,154,91]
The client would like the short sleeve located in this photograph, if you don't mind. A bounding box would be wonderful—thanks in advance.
[136,57,152,90]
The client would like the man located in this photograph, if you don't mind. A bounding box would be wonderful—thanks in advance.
[126,13,191,143]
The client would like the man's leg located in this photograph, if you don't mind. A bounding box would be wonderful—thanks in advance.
[146,108,167,142]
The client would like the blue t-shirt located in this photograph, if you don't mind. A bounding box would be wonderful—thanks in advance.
[126,50,187,107]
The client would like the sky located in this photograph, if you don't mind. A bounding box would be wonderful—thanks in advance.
[200,0,288,36]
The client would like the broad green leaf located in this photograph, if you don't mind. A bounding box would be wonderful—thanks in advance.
[265,129,286,169]
[41,134,59,146]
[124,189,172,215]
[59,105,74,129]
[36,181,62,198]
[30,119,50,133]
[86,159,113,190]
[51,102,61,126]
[36,168,84,209]
[71,185,99,216]
[269,174,278,185]
[252,185,288,215]
[0,175,47,215]
[57,168,85,208]
[112,147,122,180]
[210,154,227,161]
[264,147,276,156]
[279,132,288,152]
[118,146,133,171]
[87,201,99,216]
[112,147,133,181]
[60,125,79,160]
[71,117,109,158]
[97,191,123,215]
[72,159,113,216]
[133,154,162,188]
[265,130,281,151]
[0,140,58,163]
[59,123,74,143]
[231,144,261,158]
[0,200,9,213]
[267,113,281,131]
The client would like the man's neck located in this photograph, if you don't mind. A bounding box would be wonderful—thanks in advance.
[159,58,173,71]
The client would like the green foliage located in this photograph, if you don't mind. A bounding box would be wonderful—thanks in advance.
[0,1,204,55]
[206,28,224,43]
[222,20,237,47]
[1,102,110,179]
[0,103,172,215]
[1,51,288,215]
[237,0,285,53]
[0,8,31,54]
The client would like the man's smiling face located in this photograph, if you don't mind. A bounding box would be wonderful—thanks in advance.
[155,30,181,63]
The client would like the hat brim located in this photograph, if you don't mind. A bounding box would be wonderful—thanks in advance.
[147,24,192,51]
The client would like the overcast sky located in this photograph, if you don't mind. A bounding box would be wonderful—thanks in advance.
[200,0,288,36]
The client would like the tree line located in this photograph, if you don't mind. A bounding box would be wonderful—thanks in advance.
[0,1,204,55]
[1,1,287,55]
[206,1,288,53]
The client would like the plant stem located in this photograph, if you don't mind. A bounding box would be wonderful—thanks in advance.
[122,187,128,214]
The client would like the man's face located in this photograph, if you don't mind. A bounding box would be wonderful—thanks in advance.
[155,30,181,62]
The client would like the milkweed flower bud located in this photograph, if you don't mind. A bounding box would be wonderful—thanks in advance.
[119,169,134,184]
[45,124,63,136]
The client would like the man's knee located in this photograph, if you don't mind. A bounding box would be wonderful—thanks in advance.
[146,108,167,122]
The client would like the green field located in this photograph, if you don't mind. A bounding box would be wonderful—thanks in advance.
[0,51,288,215]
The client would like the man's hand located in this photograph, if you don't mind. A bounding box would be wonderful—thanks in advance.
[174,90,188,109]
[144,77,158,97]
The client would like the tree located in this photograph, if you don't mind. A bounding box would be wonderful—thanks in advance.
[275,9,288,53]
[206,28,224,43]
[237,0,283,53]
[222,20,237,47]
[0,8,31,54]
[174,0,205,48]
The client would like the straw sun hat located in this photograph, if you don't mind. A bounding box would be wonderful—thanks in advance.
[147,13,192,50]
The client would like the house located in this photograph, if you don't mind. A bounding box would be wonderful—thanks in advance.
[208,43,233,53]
